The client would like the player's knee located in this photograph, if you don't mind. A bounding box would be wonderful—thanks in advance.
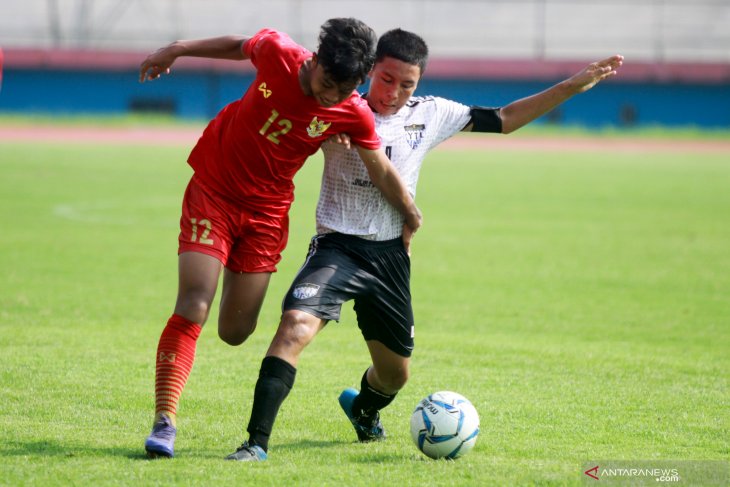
[386,370,410,392]
[175,295,213,325]
[375,365,410,393]
[218,317,257,346]
[275,310,318,350]
[218,314,256,347]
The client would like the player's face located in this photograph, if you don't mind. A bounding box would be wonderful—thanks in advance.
[367,56,421,116]
[305,57,359,108]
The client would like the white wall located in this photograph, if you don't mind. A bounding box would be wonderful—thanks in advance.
[1,0,728,62]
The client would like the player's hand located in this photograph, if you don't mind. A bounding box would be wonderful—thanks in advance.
[139,46,177,83]
[326,133,352,149]
[402,223,415,256]
[568,55,624,93]
[402,206,423,255]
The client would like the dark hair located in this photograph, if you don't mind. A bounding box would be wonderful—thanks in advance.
[316,18,376,85]
[376,28,429,76]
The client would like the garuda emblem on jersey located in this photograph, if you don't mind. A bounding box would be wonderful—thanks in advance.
[404,123,425,150]
[306,117,332,138]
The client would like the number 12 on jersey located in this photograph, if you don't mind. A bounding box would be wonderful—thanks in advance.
[259,109,292,145]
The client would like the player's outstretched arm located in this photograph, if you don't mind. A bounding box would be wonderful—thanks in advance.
[355,145,423,237]
[139,35,251,83]
[498,54,623,133]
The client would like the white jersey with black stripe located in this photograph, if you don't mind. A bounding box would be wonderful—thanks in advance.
[316,96,472,241]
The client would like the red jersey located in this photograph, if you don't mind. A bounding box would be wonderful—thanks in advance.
[188,29,381,216]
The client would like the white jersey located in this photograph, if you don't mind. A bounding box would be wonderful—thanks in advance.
[317,96,472,240]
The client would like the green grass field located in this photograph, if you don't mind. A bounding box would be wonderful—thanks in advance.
[1,125,728,486]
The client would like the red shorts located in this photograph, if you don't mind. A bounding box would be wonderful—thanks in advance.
[178,176,289,273]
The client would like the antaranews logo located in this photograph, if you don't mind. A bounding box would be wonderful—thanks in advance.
[584,465,599,480]
[583,464,679,482]
[582,460,729,486]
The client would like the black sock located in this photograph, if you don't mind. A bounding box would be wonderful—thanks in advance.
[351,369,397,419]
[246,356,296,452]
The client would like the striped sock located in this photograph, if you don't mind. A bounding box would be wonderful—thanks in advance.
[153,314,202,426]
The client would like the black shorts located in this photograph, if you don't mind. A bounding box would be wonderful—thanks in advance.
[282,233,414,357]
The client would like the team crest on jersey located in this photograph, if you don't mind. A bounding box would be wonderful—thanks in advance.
[307,117,332,138]
[404,123,425,149]
[292,283,320,299]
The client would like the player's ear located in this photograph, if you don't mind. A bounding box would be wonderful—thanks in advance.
[310,53,319,69]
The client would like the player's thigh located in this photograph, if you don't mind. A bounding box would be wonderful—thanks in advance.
[282,236,359,321]
[174,251,223,324]
[226,211,289,274]
[179,176,237,267]
[218,270,272,337]
[355,294,414,358]
[366,339,411,392]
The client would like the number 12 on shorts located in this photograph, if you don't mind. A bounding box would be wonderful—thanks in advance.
[190,218,214,245]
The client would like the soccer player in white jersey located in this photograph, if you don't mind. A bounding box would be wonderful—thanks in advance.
[226,29,623,461]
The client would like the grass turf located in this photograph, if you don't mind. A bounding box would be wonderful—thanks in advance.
[0,129,728,486]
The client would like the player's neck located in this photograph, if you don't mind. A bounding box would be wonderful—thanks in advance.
[298,59,313,96]
[362,93,378,114]
[363,92,399,116]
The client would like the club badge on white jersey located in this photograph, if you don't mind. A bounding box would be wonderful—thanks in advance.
[404,123,426,150]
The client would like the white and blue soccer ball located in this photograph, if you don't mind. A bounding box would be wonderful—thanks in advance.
[410,391,480,459]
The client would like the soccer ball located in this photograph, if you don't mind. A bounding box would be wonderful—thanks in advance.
[410,391,480,459]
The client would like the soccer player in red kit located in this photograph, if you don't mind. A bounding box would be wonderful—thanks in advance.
[138,18,422,458]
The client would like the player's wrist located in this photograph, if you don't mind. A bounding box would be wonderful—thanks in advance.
[406,206,422,232]
[168,40,191,58]
[560,77,582,96]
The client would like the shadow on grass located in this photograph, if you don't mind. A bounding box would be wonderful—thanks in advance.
[270,439,416,464]
[349,452,422,464]
[0,440,220,461]
[273,439,349,451]
[1,438,415,463]
[1,440,146,460]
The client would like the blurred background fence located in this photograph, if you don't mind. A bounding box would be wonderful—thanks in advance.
[3,0,729,62]
[1,0,729,127]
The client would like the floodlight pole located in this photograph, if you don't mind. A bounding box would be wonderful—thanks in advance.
[47,0,62,47]
[534,0,547,61]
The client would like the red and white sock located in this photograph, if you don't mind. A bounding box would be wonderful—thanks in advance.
[153,314,202,426]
